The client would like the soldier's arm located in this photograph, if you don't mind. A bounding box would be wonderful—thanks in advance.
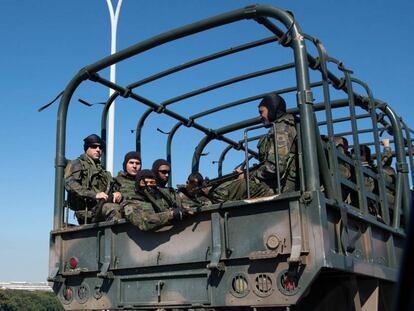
[381,146,393,167]
[64,160,96,199]
[160,187,184,208]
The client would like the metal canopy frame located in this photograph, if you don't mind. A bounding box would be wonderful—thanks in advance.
[53,4,412,234]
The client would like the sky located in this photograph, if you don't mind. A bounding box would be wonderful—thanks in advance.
[0,0,413,282]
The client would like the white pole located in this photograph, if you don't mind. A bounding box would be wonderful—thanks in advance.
[105,0,123,174]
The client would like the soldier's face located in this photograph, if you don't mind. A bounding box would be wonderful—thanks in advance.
[157,165,171,182]
[86,144,102,160]
[187,178,200,195]
[139,178,156,187]
[126,159,141,176]
[259,106,269,123]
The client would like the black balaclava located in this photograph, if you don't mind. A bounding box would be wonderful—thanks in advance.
[258,93,286,122]
[186,172,204,196]
[123,151,141,172]
[83,134,104,152]
[187,172,204,185]
[352,145,372,163]
[135,169,156,196]
[151,159,171,187]
[360,145,372,163]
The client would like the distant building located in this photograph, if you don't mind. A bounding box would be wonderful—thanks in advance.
[0,282,52,292]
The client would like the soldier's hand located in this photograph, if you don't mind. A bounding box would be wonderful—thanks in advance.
[96,192,109,201]
[182,205,194,215]
[381,139,390,148]
[201,186,210,196]
[171,207,191,221]
[234,167,245,180]
[112,192,122,203]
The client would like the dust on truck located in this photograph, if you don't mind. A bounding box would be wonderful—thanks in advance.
[48,4,413,310]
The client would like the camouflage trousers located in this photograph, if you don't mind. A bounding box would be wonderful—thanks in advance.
[74,202,122,224]
[210,178,274,202]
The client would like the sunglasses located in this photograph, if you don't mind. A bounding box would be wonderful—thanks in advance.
[89,144,102,150]
[158,170,170,174]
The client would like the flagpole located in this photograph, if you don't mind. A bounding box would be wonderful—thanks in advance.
[105,0,123,174]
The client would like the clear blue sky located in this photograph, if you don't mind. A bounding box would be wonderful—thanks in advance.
[0,1,413,282]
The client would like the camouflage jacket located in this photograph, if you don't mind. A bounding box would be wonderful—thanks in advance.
[121,188,180,231]
[115,171,136,201]
[252,113,297,189]
[337,147,352,180]
[176,185,212,208]
[361,161,376,193]
[381,147,393,167]
[381,147,396,186]
[64,154,113,210]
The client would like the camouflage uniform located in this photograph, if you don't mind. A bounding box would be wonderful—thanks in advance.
[381,146,396,207]
[122,188,180,231]
[177,185,212,209]
[336,146,352,204]
[253,113,297,192]
[361,160,379,216]
[64,154,121,223]
[115,170,136,201]
[211,113,297,202]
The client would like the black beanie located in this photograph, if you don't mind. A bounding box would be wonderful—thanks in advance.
[151,159,171,187]
[258,93,286,122]
[135,169,155,184]
[123,151,141,172]
[83,134,104,151]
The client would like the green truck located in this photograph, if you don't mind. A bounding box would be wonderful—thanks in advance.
[48,4,413,310]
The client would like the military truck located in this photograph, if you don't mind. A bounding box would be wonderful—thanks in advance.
[48,4,413,310]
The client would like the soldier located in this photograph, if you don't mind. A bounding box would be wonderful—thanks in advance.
[351,145,381,217]
[351,145,376,192]
[381,139,396,207]
[335,136,352,179]
[116,151,142,201]
[177,172,212,208]
[334,136,352,204]
[212,93,297,202]
[381,139,396,181]
[151,159,171,188]
[64,134,122,224]
[122,170,191,231]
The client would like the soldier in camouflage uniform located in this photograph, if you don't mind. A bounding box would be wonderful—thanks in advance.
[152,159,171,188]
[212,93,297,202]
[381,139,396,207]
[177,172,212,208]
[122,170,191,231]
[351,145,380,217]
[351,145,376,191]
[64,134,122,224]
[115,151,142,201]
[334,136,352,203]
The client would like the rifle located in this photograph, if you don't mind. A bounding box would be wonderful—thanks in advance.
[204,162,264,190]
[91,179,121,223]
